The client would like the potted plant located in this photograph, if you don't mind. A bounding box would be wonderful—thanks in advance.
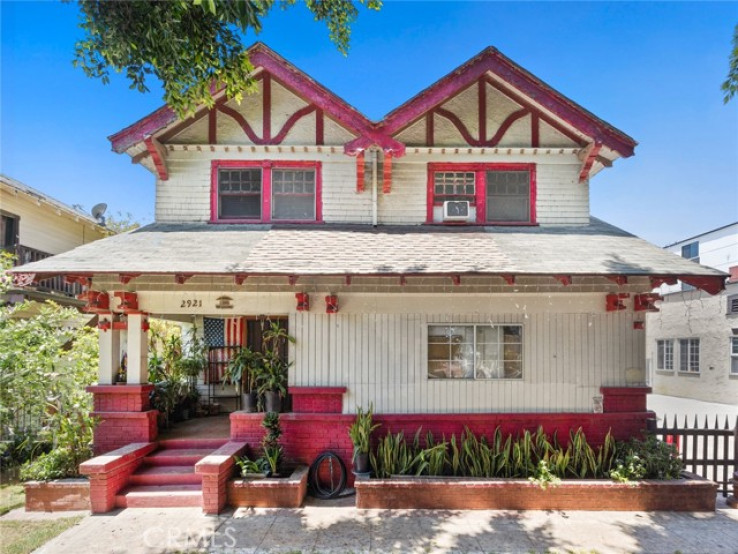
[260,412,283,476]
[225,346,261,412]
[256,322,295,413]
[348,403,381,474]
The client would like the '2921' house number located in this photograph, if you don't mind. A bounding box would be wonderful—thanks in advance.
[180,299,203,308]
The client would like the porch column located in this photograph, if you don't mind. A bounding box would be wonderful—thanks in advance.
[126,313,149,384]
[97,313,120,385]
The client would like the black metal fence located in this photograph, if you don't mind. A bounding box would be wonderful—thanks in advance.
[648,415,738,497]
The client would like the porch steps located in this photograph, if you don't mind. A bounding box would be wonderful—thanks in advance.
[115,438,228,509]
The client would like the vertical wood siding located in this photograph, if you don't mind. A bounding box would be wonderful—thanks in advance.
[290,309,643,414]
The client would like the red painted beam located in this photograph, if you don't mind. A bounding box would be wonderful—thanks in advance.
[554,275,572,286]
[680,275,726,295]
[578,142,602,183]
[383,152,392,194]
[174,274,192,285]
[143,136,169,181]
[605,275,628,286]
[356,152,366,193]
[234,274,248,285]
[650,276,678,288]
[118,273,140,285]
[500,274,516,285]
[451,275,461,286]
[288,275,299,286]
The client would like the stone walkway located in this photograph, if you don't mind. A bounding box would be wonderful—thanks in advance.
[4,495,734,554]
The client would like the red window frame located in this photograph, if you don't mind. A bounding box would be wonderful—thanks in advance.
[426,163,537,225]
[210,160,323,224]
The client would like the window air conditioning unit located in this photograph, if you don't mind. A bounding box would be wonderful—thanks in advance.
[443,200,470,221]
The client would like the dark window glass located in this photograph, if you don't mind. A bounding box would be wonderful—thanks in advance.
[218,169,262,219]
[486,171,530,222]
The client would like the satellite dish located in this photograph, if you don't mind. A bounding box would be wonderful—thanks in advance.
[91,203,107,226]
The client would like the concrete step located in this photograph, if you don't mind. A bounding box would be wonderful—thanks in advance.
[128,465,201,486]
[115,485,202,508]
[143,448,215,466]
[157,438,228,450]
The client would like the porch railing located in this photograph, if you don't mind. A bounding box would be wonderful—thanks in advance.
[648,415,738,497]
[12,244,83,297]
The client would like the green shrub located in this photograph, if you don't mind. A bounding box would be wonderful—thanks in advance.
[20,448,78,481]
[610,435,682,482]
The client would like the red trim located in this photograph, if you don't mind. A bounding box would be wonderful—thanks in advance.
[210,160,322,223]
[143,137,168,181]
[486,108,529,146]
[113,291,139,313]
[633,321,645,330]
[531,113,539,148]
[272,105,317,143]
[217,104,261,143]
[118,273,140,285]
[579,142,603,183]
[451,275,461,286]
[427,162,536,225]
[345,275,352,286]
[315,108,324,146]
[606,293,629,312]
[679,275,725,295]
[554,275,572,286]
[356,151,365,193]
[426,112,434,146]
[435,108,478,146]
[288,275,299,286]
[634,293,661,312]
[234,274,248,285]
[295,292,310,312]
[382,152,392,194]
[325,294,339,313]
[485,78,588,147]
[501,274,515,285]
[174,274,192,284]
[383,47,635,156]
[650,276,678,288]
[478,79,486,143]
[263,73,271,142]
[208,110,217,144]
[606,275,628,286]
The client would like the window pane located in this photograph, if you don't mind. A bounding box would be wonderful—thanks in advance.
[218,168,262,219]
[272,169,316,221]
[486,171,530,222]
[427,325,474,379]
[433,172,475,202]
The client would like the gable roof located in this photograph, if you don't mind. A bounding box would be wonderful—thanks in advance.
[378,47,637,158]
[110,44,635,159]
[108,43,389,154]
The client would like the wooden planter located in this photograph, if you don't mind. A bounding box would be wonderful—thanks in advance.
[355,472,717,512]
[228,465,308,508]
[25,479,91,512]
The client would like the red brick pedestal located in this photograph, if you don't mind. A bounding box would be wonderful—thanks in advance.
[600,386,652,413]
[87,385,158,455]
[289,386,347,413]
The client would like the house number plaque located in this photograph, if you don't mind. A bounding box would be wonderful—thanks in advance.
[180,299,203,308]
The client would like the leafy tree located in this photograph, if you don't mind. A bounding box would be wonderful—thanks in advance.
[73,0,381,117]
[104,211,141,234]
[723,24,738,103]
[0,254,97,474]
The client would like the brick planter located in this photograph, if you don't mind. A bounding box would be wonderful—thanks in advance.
[355,471,717,512]
[24,479,91,512]
[228,465,308,508]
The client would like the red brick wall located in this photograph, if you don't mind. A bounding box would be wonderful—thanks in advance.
[87,385,158,455]
[289,387,346,414]
[231,411,655,486]
[601,386,651,413]
[228,466,308,508]
[25,480,91,512]
[356,473,717,511]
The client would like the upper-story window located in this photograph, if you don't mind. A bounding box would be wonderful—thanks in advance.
[1,212,19,252]
[427,163,536,225]
[211,160,322,223]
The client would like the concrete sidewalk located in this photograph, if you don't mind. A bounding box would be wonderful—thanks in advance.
[8,495,737,554]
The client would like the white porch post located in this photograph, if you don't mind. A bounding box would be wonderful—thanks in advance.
[97,314,120,385]
[126,313,149,384]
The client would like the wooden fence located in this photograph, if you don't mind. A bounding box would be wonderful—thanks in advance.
[648,415,738,497]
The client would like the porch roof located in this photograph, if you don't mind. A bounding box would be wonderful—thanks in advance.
[10,218,726,291]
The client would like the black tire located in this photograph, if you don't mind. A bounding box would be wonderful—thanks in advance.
[309,451,347,499]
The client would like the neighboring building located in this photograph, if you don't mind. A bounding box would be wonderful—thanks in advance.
[11,44,726,478]
[647,223,738,405]
[1,174,110,305]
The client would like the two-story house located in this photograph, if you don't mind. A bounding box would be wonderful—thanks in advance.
[2,174,110,306]
[12,44,726,465]
[647,222,738,405]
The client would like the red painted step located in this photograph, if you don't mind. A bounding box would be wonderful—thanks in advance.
[157,438,228,450]
[128,465,201,486]
[115,485,202,508]
[143,448,215,466]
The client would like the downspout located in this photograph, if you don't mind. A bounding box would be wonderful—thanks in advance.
[371,148,378,227]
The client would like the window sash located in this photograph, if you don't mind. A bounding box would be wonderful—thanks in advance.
[485,170,530,223]
[218,168,262,220]
[427,324,523,380]
[432,172,476,203]
[731,337,738,375]
[271,169,317,221]
[678,338,700,373]
[657,340,674,371]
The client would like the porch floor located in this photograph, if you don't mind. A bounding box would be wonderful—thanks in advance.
[158,414,231,440]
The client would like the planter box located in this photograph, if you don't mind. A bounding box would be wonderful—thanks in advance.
[355,471,717,512]
[228,465,308,508]
[25,479,91,512]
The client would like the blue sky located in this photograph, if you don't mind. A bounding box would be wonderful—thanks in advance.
[1,1,736,246]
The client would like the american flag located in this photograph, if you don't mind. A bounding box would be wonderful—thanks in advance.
[203,317,245,347]
[204,317,244,384]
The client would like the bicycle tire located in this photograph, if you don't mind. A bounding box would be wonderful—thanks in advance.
[308,451,347,499]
